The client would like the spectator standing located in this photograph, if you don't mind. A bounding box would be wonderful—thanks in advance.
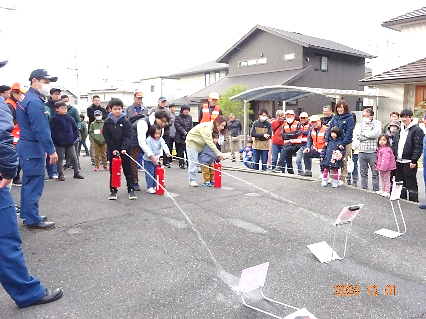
[125,92,148,119]
[375,134,396,197]
[89,110,108,171]
[150,97,172,167]
[87,95,108,165]
[61,95,81,170]
[78,114,89,156]
[227,113,243,162]
[167,103,177,165]
[392,109,424,202]
[357,108,381,191]
[250,109,272,171]
[295,112,310,175]
[270,110,285,172]
[174,104,193,169]
[382,111,400,133]
[44,87,61,179]
[321,105,334,127]
[321,126,345,188]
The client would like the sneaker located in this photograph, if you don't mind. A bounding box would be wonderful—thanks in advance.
[94,166,99,171]
[209,181,215,187]
[232,159,236,162]
[179,164,185,169]
[203,182,211,187]
[338,180,345,186]
[352,181,358,187]
[134,183,141,191]
[165,163,171,168]
[103,166,109,171]
[327,178,333,184]
[51,174,58,179]
[300,172,312,177]
[198,168,202,173]
[128,190,137,200]
[91,159,95,166]
[146,187,156,194]
[381,192,390,197]
[189,180,198,187]
[321,178,328,187]
[109,190,118,200]
[375,190,384,195]
[12,177,22,186]
[332,180,339,188]
[73,173,84,179]
[272,169,278,173]
[57,175,65,181]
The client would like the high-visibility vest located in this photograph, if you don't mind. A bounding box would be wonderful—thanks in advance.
[282,121,300,144]
[311,125,326,152]
[200,103,220,123]
[6,98,20,144]
[299,121,311,143]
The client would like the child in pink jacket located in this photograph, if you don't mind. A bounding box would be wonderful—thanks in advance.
[375,134,396,197]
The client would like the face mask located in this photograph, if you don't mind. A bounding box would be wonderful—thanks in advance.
[259,116,267,122]
[39,83,51,97]
[286,118,294,124]
[362,117,371,124]
[390,126,398,133]
[95,116,102,120]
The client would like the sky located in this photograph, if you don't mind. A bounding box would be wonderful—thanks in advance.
[0,0,425,95]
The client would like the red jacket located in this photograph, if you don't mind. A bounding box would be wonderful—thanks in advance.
[271,119,285,146]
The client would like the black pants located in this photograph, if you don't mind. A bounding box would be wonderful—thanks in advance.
[163,135,173,165]
[279,144,300,173]
[109,151,135,192]
[395,162,419,202]
[175,142,187,167]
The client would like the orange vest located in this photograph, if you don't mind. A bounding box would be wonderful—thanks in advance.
[200,103,220,123]
[6,98,20,144]
[282,120,301,144]
[299,121,311,143]
[310,125,326,152]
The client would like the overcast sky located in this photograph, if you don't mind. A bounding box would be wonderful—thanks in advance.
[0,0,424,94]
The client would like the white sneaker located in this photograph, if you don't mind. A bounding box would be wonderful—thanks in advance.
[189,180,198,187]
[146,187,156,194]
[338,180,345,186]
[381,192,390,197]
[327,178,333,184]
[376,190,384,195]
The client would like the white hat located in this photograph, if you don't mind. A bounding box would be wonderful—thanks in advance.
[208,92,219,100]
[310,115,320,122]
[285,109,295,115]
[300,112,309,118]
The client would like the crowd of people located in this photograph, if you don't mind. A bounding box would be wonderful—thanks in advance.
[241,101,426,204]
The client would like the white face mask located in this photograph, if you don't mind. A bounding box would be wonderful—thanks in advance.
[259,116,267,122]
[95,116,102,120]
[286,117,294,124]
[389,126,398,133]
[39,83,51,97]
[362,117,371,124]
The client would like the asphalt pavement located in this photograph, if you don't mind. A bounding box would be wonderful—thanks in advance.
[1,155,426,319]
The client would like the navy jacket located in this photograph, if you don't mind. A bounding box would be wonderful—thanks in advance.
[103,112,131,151]
[325,113,354,147]
[0,96,18,179]
[320,136,346,169]
[50,114,79,147]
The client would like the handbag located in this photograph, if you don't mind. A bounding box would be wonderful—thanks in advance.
[347,156,354,174]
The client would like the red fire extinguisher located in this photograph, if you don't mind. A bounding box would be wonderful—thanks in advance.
[111,156,122,188]
[214,160,222,188]
[156,164,165,195]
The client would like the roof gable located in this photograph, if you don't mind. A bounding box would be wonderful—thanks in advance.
[382,7,426,31]
[360,57,426,85]
[217,25,374,63]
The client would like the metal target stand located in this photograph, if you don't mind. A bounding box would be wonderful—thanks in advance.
[237,263,317,319]
[375,181,406,239]
[308,205,363,263]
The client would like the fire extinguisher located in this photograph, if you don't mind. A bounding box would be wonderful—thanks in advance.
[214,160,222,188]
[111,156,122,188]
[156,164,165,195]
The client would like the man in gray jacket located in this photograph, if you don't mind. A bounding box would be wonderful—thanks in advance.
[357,108,381,191]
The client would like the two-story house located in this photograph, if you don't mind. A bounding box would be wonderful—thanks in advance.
[185,25,373,119]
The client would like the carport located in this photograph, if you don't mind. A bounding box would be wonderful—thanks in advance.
[229,85,387,144]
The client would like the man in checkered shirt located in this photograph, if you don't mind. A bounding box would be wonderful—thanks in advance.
[357,108,382,191]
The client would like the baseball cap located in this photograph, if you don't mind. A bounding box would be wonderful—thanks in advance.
[28,69,58,82]
[94,110,102,116]
[159,96,167,102]
[300,112,309,118]
[0,60,8,68]
[285,109,295,115]
[134,92,143,98]
[310,115,320,122]
[168,102,176,107]
[208,92,219,100]
[50,88,61,94]
[11,82,26,94]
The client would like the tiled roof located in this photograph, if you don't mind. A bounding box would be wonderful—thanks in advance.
[169,61,228,77]
[359,57,426,85]
[217,25,374,63]
[382,7,426,31]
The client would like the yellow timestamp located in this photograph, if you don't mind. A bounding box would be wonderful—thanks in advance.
[333,284,397,297]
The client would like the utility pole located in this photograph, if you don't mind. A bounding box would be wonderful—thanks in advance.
[67,49,81,109]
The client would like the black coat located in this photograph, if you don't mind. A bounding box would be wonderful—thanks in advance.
[103,114,131,152]
[320,136,345,169]
[392,120,424,164]
[174,113,193,144]
[49,114,79,147]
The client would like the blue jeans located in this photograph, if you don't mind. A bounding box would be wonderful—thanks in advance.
[243,158,254,169]
[252,149,268,171]
[271,144,284,170]
[186,146,199,181]
[295,145,307,174]
[144,160,156,189]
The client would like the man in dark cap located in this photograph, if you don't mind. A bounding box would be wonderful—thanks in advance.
[16,69,58,229]
[0,61,63,307]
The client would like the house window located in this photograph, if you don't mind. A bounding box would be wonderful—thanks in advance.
[283,53,295,61]
[239,61,248,67]
[205,73,210,86]
[151,85,155,92]
[257,57,267,64]
[320,56,328,71]
[215,71,220,82]
[238,57,268,67]
[247,59,257,66]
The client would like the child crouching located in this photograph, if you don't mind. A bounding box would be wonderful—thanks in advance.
[144,123,171,194]
[239,138,254,169]
[199,132,220,187]
[320,126,345,188]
